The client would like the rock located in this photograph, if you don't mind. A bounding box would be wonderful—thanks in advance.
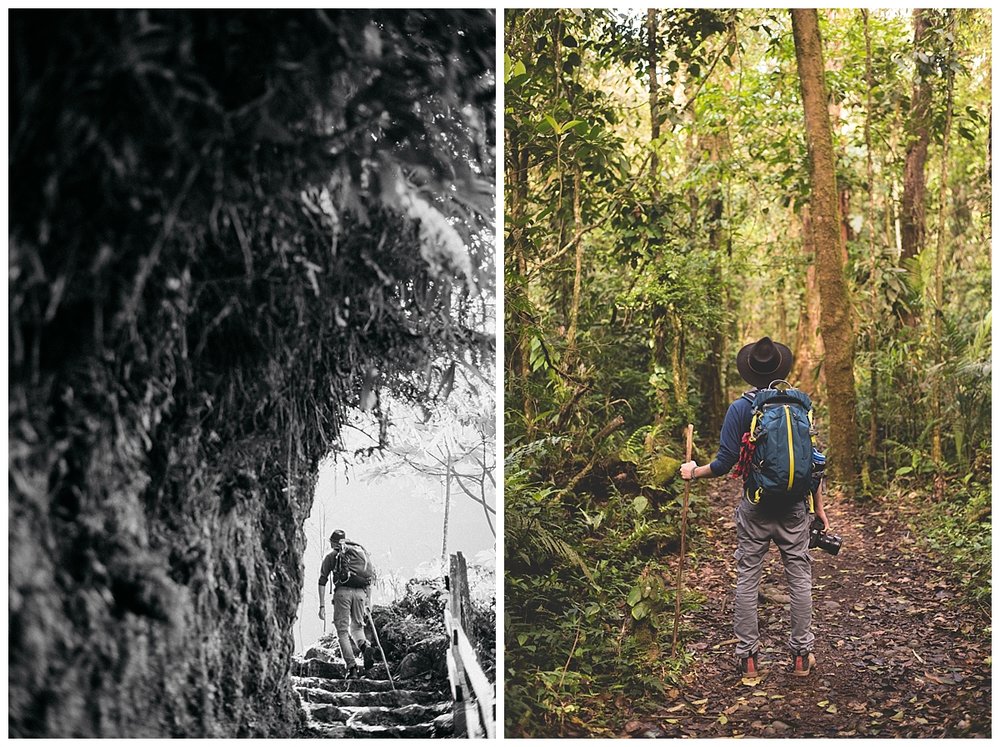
[625,720,646,734]
[349,702,451,727]
[304,645,339,663]
[398,633,448,679]
[822,600,842,610]
[639,455,682,488]
[292,657,347,679]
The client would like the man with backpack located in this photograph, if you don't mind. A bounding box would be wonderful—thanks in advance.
[679,337,830,678]
[318,529,377,677]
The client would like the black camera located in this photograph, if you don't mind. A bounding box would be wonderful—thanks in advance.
[808,517,842,556]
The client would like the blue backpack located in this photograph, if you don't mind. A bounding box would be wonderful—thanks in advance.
[745,384,815,510]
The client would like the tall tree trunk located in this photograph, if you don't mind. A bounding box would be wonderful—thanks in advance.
[698,132,726,435]
[899,9,933,327]
[506,130,536,435]
[790,205,826,396]
[861,9,879,490]
[565,170,584,357]
[930,18,956,497]
[647,9,660,186]
[791,9,860,493]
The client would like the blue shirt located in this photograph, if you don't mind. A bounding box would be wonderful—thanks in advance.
[709,392,756,491]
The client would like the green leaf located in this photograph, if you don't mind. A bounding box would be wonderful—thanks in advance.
[895,465,914,476]
[627,584,643,606]
[632,495,649,515]
[631,601,650,620]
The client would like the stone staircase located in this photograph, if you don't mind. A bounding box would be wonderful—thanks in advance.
[293,657,454,738]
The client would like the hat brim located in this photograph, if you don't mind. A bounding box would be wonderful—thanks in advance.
[736,340,794,389]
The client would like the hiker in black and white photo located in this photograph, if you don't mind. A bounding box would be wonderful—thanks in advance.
[318,530,376,677]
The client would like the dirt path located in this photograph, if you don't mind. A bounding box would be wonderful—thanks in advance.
[622,480,991,738]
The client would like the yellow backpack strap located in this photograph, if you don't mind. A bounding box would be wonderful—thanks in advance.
[749,412,760,440]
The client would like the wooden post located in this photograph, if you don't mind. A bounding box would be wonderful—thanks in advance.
[450,552,473,634]
[671,424,694,657]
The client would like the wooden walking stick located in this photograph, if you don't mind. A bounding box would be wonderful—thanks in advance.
[671,423,694,657]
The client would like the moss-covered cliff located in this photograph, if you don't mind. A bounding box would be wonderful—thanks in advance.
[8,10,494,737]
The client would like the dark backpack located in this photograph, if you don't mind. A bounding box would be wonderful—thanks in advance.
[333,542,376,589]
[745,385,815,510]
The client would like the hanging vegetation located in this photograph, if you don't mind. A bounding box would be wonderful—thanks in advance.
[9,9,494,737]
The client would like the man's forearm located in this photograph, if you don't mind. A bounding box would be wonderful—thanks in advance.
[318,585,326,606]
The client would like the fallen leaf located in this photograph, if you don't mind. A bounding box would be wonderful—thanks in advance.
[826,705,838,715]
[718,714,729,725]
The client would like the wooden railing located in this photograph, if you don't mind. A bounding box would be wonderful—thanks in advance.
[444,552,495,739]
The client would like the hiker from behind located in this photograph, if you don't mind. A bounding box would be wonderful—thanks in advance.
[318,529,377,677]
[679,337,830,678]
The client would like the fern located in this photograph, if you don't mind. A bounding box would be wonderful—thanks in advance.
[506,511,596,585]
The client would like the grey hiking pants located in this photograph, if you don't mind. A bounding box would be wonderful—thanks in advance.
[333,585,370,667]
[733,497,815,658]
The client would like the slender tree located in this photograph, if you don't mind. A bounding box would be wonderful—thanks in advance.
[900,9,934,267]
[791,9,860,492]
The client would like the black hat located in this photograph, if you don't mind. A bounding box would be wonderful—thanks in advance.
[330,529,346,543]
[735,337,794,389]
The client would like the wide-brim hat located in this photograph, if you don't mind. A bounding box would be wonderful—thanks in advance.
[736,337,794,389]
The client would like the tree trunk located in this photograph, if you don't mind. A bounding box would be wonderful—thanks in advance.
[565,170,584,357]
[791,9,860,493]
[862,9,879,490]
[930,18,956,497]
[506,130,536,434]
[698,132,726,435]
[899,9,933,327]
[647,9,660,186]
[790,205,826,396]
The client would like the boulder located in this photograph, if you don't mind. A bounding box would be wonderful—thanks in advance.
[398,634,447,679]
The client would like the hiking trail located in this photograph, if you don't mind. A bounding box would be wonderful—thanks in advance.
[621,479,991,739]
[293,646,454,738]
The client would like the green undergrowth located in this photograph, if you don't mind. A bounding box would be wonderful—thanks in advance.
[891,458,991,606]
[504,436,708,737]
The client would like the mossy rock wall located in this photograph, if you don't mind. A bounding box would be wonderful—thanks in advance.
[8,9,493,737]
[9,408,311,736]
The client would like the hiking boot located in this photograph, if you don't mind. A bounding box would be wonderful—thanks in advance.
[791,651,816,677]
[737,652,761,678]
[346,664,364,679]
[359,641,376,671]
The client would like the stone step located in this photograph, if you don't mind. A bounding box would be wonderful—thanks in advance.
[292,674,444,696]
[292,658,391,680]
[297,686,443,707]
[304,700,451,727]
[305,716,453,739]
[292,675,444,696]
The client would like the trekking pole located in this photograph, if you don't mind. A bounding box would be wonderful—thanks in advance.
[671,423,694,657]
[366,608,396,691]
